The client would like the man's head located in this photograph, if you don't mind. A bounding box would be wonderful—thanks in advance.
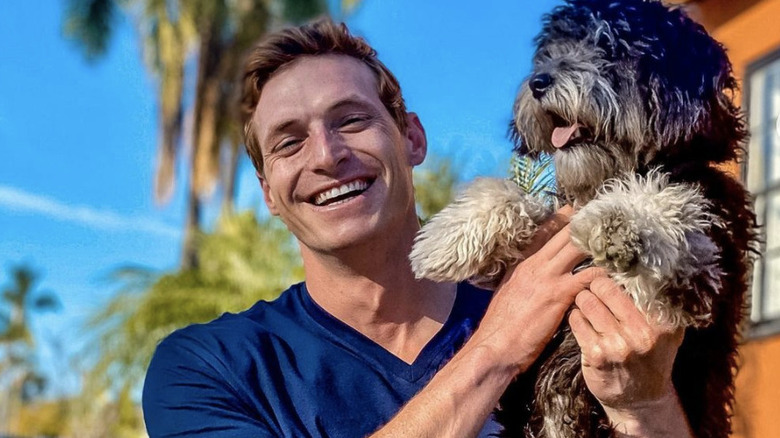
[240,20,427,257]
[240,19,408,175]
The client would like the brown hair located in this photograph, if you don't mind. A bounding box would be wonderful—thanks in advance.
[239,19,408,173]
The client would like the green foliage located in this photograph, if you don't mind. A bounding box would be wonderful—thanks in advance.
[280,0,329,23]
[509,152,557,201]
[8,398,72,437]
[414,155,459,222]
[1,266,60,344]
[0,265,61,433]
[63,0,118,61]
[63,0,331,269]
[74,211,302,434]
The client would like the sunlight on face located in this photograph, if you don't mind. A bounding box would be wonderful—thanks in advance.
[252,55,426,255]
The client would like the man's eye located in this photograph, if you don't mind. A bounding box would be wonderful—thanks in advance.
[339,115,370,129]
[276,138,302,152]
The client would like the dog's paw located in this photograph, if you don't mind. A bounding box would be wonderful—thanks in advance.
[571,206,642,273]
[410,178,550,286]
[570,171,720,326]
[571,171,713,275]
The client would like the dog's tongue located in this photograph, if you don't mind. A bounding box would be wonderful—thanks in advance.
[552,123,583,148]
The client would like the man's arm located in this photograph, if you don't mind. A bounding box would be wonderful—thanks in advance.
[143,332,276,438]
[570,276,693,438]
[371,207,601,437]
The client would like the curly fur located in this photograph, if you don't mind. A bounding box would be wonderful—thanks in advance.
[410,178,550,289]
[409,1,760,437]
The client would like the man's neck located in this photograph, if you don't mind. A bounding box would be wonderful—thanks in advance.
[301,230,457,364]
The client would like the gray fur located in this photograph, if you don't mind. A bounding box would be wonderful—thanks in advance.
[410,1,756,437]
[569,170,722,327]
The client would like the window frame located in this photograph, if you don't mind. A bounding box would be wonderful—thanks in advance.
[743,45,780,338]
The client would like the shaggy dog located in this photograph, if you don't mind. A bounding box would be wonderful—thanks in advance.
[409,1,759,437]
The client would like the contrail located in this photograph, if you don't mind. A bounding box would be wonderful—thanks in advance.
[0,184,180,239]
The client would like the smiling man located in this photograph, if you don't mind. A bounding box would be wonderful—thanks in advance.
[254,53,424,262]
[142,19,693,438]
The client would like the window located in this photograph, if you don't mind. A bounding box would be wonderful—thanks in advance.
[746,49,780,330]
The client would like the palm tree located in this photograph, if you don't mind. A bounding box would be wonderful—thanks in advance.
[63,0,341,268]
[70,211,302,435]
[414,155,460,222]
[0,265,60,434]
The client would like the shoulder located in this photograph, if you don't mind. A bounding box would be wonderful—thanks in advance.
[142,284,308,433]
[150,282,306,365]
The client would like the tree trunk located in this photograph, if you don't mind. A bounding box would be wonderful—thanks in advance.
[181,169,201,270]
[221,140,240,214]
[180,19,222,269]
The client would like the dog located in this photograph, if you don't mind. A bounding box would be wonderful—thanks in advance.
[409,1,760,437]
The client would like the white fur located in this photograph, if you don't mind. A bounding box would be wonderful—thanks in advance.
[410,178,551,288]
[411,169,722,328]
[569,169,722,327]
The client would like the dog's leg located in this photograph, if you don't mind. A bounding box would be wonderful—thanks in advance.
[535,331,587,438]
[569,170,722,327]
[529,329,614,438]
[410,177,550,288]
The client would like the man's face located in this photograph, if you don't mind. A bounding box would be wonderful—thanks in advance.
[252,54,426,254]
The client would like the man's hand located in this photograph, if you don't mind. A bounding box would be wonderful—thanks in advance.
[373,206,622,438]
[569,275,693,437]
[473,205,604,374]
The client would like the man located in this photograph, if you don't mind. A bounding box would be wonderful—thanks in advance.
[143,19,692,437]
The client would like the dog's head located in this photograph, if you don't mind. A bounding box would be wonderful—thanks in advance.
[512,0,746,203]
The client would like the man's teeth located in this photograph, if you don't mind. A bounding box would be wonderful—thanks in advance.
[314,180,369,206]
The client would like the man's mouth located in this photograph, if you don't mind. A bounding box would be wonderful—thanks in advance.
[312,179,372,206]
[549,112,592,149]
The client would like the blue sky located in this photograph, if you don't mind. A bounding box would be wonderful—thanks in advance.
[0,0,561,394]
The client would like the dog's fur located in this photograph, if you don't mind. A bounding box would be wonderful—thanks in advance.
[409,1,760,437]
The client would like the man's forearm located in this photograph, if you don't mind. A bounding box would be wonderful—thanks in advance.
[369,212,591,437]
[369,342,517,438]
[602,391,694,438]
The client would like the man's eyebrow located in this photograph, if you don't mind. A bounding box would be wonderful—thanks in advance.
[266,119,297,138]
[262,96,377,144]
[326,96,375,113]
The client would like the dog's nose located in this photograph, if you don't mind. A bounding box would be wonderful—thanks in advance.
[529,73,553,99]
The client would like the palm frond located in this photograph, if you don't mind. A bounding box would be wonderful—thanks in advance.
[509,153,556,202]
[63,0,118,61]
[78,210,303,413]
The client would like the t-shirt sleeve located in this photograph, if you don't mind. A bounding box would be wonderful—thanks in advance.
[142,330,275,438]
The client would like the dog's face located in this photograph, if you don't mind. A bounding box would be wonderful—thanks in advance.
[512,0,746,203]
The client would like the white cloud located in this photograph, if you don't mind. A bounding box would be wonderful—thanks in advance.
[0,184,179,239]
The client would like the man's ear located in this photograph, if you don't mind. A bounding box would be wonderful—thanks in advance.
[405,112,427,166]
[257,171,279,216]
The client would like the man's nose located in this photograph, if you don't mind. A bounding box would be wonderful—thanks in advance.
[308,127,350,171]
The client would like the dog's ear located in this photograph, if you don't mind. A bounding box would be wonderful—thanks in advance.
[708,66,748,164]
[642,7,746,163]
[509,118,529,156]
[511,84,548,158]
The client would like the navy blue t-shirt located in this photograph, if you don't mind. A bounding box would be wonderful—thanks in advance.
[142,282,501,437]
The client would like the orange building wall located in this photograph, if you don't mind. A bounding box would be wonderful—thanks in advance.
[689,0,780,437]
[732,336,780,438]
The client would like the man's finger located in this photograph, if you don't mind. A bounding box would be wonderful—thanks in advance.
[569,307,599,347]
[575,290,620,335]
[588,276,642,327]
[525,208,573,256]
[547,241,589,275]
[570,266,608,290]
[535,224,575,262]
